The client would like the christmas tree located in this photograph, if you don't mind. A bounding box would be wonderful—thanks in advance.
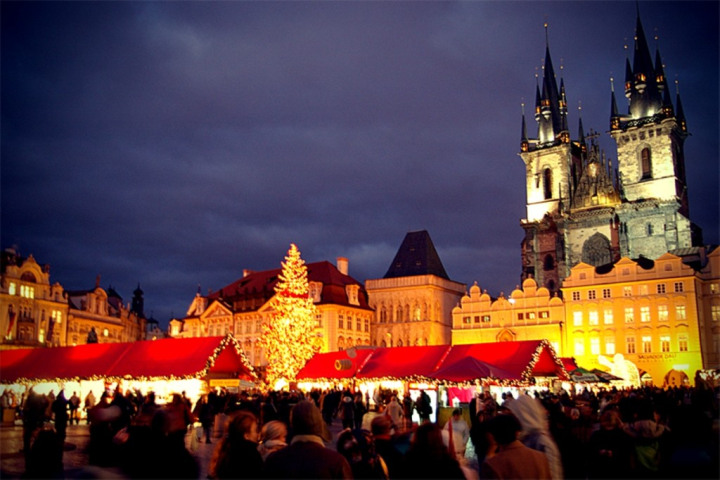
[260,243,319,389]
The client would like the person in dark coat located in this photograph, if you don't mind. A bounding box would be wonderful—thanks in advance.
[264,400,353,479]
[340,394,355,430]
[193,394,215,444]
[208,410,263,479]
[371,414,404,479]
[51,390,69,444]
[586,409,634,479]
[353,393,367,430]
[399,422,465,479]
[481,413,552,480]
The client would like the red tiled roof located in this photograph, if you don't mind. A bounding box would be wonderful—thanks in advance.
[208,261,372,311]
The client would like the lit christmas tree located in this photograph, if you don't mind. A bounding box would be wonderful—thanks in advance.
[260,243,319,390]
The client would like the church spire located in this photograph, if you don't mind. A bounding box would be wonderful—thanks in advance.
[521,103,529,152]
[610,76,621,130]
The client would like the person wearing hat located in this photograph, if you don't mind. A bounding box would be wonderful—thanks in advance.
[371,414,404,479]
[264,400,353,479]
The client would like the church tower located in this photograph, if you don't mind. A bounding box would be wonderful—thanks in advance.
[519,9,701,294]
[609,9,701,257]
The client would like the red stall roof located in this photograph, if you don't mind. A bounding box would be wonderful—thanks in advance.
[356,345,452,381]
[296,347,376,381]
[0,335,255,384]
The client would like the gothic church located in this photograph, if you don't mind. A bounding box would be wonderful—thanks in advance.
[519,10,702,293]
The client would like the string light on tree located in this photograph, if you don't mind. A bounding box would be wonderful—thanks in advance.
[259,244,319,390]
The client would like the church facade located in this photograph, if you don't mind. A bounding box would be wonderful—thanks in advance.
[519,13,700,294]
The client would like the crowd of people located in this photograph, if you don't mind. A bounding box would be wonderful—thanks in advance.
[12,382,720,479]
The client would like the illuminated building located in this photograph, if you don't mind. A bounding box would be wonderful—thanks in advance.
[170,258,373,369]
[0,247,146,349]
[451,278,566,355]
[561,247,719,385]
[519,11,700,294]
[366,231,465,347]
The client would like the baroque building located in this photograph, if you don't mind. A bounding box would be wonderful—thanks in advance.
[170,258,373,369]
[519,12,700,293]
[366,230,465,347]
[0,247,147,349]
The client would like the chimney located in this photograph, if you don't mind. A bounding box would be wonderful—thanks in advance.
[243,269,255,278]
[337,257,349,276]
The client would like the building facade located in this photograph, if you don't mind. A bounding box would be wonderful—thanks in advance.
[0,247,146,349]
[170,258,373,368]
[451,278,566,355]
[366,231,465,347]
[519,12,700,294]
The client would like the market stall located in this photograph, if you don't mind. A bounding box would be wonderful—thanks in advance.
[0,334,255,421]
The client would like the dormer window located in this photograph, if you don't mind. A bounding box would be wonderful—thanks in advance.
[309,282,323,303]
[346,285,360,306]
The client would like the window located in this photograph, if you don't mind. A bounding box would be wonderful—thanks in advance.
[527,312,536,320]
[623,286,632,297]
[347,316,353,330]
[339,315,344,329]
[626,336,636,354]
[357,318,362,331]
[638,285,648,296]
[20,285,34,299]
[39,328,45,343]
[474,316,481,324]
[641,147,652,179]
[8,282,16,295]
[482,315,491,323]
[396,306,403,322]
[255,320,261,333]
[51,311,62,324]
[657,284,666,294]
[658,305,669,321]
[678,334,688,352]
[539,311,549,319]
[647,224,653,236]
[674,282,684,293]
[590,338,600,355]
[711,284,719,295]
[517,313,524,321]
[624,307,634,323]
[103,328,109,337]
[316,313,323,328]
[544,255,554,271]
[588,290,597,300]
[543,168,552,200]
[573,311,583,326]
[604,309,614,324]
[660,336,670,353]
[605,337,616,355]
[664,263,673,271]
[622,268,630,276]
[676,305,686,321]
[574,340,585,356]
[579,273,587,280]
[364,318,369,332]
[640,306,651,323]
[642,336,652,353]
[245,321,252,334]
[572,291,581,301]
[463,316,471,325]
[589,311,599,325]
[602,288,611,299]
[711,305,720,322]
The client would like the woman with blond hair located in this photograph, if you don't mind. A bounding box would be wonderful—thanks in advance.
[257,420,288,461]
[209,410,263,479]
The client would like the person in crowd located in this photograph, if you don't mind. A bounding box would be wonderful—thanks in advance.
[400,421,465,479]
[337,428,389,479]
[340,393,355,430]
[87,391,122,467]
[119,407,199,479]
[84,390,96,425]
[481,412,552,480]
[51,389,70,445]
[264,400,353,479]
[442,408,470,461]
[385,395,403,428]
[208,410,263,479]
[371,414,404,479]
[469,406,494,467]
[622,399,671,479]
[45,389,55,421]
[68,391,81,425]
[258,420,288,461]
[401,393,414,429]
[586,408,634,479]
[165,392,194,450]
[506,393,564,480]
[193,393,215,444]
[21,387,47,466]
[354,393,368,430]
[414,390,433,424]
[22,427,64,479]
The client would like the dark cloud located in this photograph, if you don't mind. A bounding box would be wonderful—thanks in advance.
[2,1,717,326]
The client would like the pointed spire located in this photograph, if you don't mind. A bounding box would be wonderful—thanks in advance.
[610,76,621,130]
[577,102,586,154]
[676,80,688,132]
[521,102,529,152]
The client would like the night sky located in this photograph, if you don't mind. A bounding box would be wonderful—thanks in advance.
[2,1,718,326]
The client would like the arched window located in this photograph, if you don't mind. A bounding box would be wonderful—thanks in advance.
[543,168,553,200]
[647,223,653,236]
[381,340,387,348]
[547,279,556,292]
[380,307,387,324]
[396,306,403,323]
[544,254,555,271]
[582,233,613,267]
[641,148,652,179]
[397,339,403,347]
[338,336,345,351]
